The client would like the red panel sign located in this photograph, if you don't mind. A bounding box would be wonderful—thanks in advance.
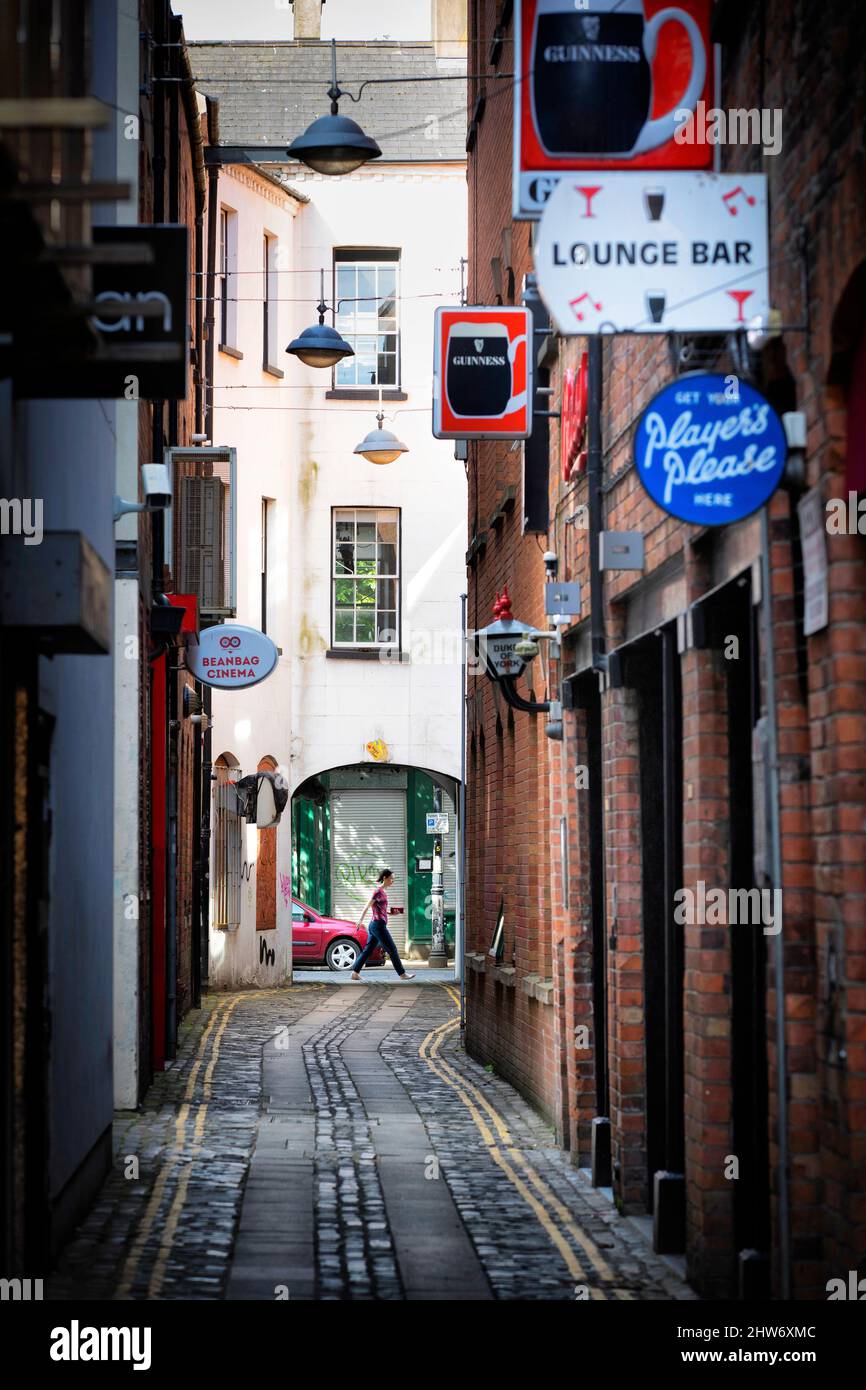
[560,352,588,480]
[514,0,714,218]
[433,306,533,440]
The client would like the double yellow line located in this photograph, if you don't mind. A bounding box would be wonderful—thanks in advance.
[420,986,633,1300]
[117,987,306,1299]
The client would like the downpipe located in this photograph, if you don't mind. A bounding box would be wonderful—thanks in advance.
[760,504,791,1300]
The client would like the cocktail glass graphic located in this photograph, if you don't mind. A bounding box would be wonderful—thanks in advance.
[728,290,754,324]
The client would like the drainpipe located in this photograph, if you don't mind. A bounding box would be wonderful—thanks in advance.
[760,504,791,1299]
[587,337,605,672]
[166,654,179,1059]
[177,26,206,434]
[204,97,220,443]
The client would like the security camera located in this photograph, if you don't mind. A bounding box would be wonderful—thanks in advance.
[543,550,558,577]
[141,463,172,509]
[114,462,172,522]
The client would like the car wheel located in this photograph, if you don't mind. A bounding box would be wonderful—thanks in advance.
[326,938,360,971]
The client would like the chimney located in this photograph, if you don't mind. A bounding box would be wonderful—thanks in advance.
[294,0,324,41]
[431,0,466,59]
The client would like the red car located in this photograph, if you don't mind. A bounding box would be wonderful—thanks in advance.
[291,897,385,971]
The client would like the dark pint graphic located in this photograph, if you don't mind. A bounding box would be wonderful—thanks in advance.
[433,307,532,439]
[530,0,705,159]
[643,186,665,221]
[646,291,666,324]
[445,321,525,419]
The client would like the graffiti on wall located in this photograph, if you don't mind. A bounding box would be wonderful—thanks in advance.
[259,936,275,967]
[279,872,291,909]
[336,861,377,906]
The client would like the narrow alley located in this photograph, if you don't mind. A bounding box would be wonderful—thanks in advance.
[47,984,693,1303]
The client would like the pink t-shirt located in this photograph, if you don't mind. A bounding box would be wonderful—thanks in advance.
[371,887,388,923]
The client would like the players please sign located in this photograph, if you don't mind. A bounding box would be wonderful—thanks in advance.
[433,306,533,439]
[633,374,787,525]
[533,171,769,334]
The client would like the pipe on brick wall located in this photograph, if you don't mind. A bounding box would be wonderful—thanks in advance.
[204,130,219,443]
[587,337,605,672]
[760,503,791,1300]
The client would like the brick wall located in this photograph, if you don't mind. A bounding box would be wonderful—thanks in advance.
[466,0,866,1297]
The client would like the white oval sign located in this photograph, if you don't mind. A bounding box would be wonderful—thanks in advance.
[187,623,278,688]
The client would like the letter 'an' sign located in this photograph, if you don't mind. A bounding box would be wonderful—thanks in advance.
[513,0,713,219]
[433,307,533,440]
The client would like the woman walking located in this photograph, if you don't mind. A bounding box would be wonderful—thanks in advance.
[351,869,415,982]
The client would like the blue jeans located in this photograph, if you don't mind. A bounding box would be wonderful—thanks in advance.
[355,918,406,974]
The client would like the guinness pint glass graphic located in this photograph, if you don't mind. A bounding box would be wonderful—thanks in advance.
[530,0,706,159]
[444,321,526,419]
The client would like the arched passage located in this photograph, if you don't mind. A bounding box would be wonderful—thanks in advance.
[292,762,459,961]
[213,753,241,930]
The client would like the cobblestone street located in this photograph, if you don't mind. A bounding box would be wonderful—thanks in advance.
[48,984,696,1302]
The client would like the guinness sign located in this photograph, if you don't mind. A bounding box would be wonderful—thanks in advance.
[513,0,713,219]
[433,307,533,440]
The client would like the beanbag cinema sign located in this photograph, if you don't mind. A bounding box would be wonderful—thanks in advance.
[186,624,278,686]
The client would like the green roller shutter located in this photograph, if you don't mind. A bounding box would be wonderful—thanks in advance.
[330,789,408,951]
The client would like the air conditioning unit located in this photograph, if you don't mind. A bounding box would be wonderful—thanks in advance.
[179,475,226,612]
[165,446,237,617]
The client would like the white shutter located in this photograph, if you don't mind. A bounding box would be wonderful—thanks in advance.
[442,787,457,912]
[330,790,408,951]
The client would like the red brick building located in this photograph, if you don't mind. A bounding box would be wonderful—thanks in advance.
[464,0,866,1299]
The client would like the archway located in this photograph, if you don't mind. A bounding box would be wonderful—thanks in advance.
[213,753,241,930]
[292,762,459,962]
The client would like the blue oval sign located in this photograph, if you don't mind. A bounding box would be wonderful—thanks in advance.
[187,623,278,688]
[634,374,787,525]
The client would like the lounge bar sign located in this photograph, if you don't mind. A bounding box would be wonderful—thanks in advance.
[633,373,788,525]
[533,171,769,334]
[513,0,713,219]
[186,624,279,687]
[433,306,533,439]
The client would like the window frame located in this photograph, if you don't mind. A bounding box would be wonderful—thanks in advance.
[330,506,401,653]
[219,206,239,351]
[263,231,279,370]
[331,248,401,391]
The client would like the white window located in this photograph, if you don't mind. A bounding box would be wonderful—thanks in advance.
[263,233,279,368]
[332,508,399,648]
[333,250,400,388]
[219,207,238,348]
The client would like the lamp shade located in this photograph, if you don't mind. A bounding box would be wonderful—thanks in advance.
[287,113,382,177]
[353,423,409,465]
[286,321,354,368]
